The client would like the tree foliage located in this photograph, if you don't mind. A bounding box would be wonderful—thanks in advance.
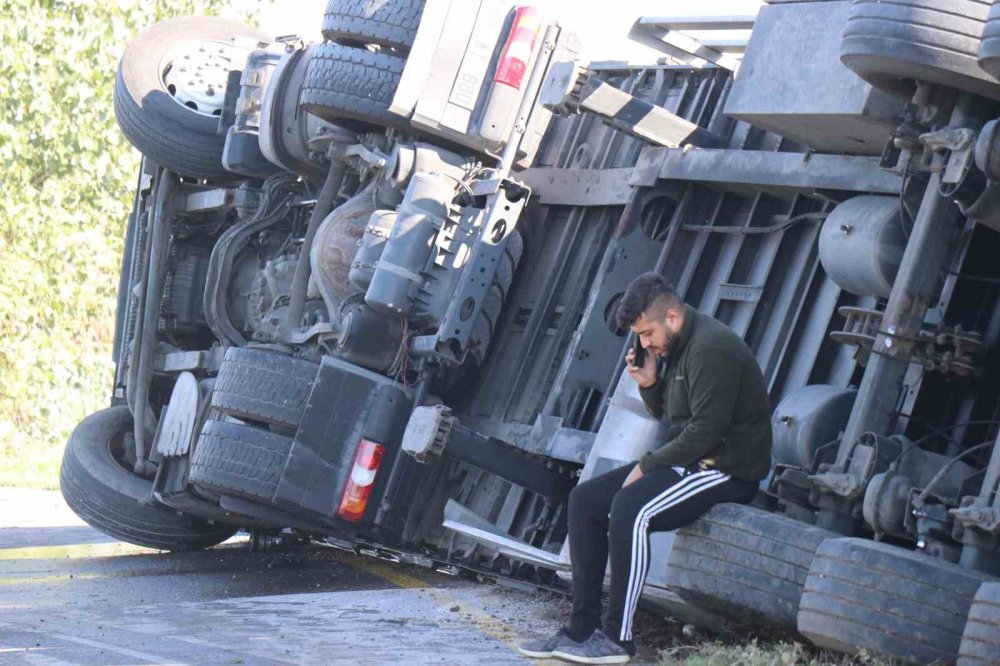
[0,0,271,487]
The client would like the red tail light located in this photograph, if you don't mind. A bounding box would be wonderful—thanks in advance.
[494,6,543,90]
[337,438,385,523]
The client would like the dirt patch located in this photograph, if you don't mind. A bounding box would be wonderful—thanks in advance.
[457,583,882,665]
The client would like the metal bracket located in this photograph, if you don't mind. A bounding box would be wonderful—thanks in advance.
[343,143,390,170]
[304,126,357,159]
[401,405,456,463]
[830,306,981,377]
[921,127,976,192]
[809,434,902,500]
[420,179,529,363]
[921,127,976,155]
[808,471,864,498]
[274,34,305,52]
[156,348,225,374]
[285,321,340,346]
[179,187,258,214]
[951,502,1000,533]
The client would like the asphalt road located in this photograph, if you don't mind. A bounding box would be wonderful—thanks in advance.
[0,490,673,665]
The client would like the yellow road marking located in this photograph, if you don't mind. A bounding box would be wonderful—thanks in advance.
[0,543,143,586]
[347,558,559,664]
[349,558,428,589]
[0,542,155,560]
[0,573,105,587]
[0,535,246,561]
[0,538,558,663]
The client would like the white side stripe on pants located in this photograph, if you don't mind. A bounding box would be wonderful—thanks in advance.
[622,470,719,639]
[620,470,729,641]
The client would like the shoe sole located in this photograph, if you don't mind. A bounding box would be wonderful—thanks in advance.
[550,649,630,664]
[517,647,555,659]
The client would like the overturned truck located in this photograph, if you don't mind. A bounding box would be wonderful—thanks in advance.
[62,0,1000,662]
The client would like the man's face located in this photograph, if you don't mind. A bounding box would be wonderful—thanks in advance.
[630,307,683,358]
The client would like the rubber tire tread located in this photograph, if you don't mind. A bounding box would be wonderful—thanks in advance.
[840,0,999,100]
[798,537,994,664]
[211,347,319,429]
[469,231,524,364]
[299,43,406,131]
[959,582,1000,665]
[979,2,1000,80]
[321,0,425,52]
[665,503,835,632]
[113,16,270,180]
[495,231,523,294]
[189,419,293,503]
[60,407,237,551]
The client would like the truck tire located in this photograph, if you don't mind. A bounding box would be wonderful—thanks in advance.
[114,16,271,180]
[299,43,406,132]
[210,347,318,430]
[469,285,504,365]
[467,231,523,364]
[60,407,237,551]
[798,537,994,664]
[189,419,293,503]
[665,503,835,633]
[321,0,425,53]
[495,231,523,292]
[978,3,1000,80]
[840,0,999,101]
[959,582,1000,665]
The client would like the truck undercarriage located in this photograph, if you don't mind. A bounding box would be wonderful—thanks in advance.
[61,1,1000,662]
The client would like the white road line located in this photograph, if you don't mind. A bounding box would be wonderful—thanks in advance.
[0,621,184,665]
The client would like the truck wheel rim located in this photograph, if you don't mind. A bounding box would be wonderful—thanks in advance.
[160,40,244,117]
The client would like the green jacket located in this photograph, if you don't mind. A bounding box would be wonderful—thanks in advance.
[637,305,773,482]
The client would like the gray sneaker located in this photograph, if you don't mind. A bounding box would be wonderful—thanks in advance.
[517,628,584,659]
[551,629,630,664]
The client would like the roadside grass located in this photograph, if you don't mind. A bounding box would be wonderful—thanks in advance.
[1,0,268,494]
[657,639,893,665]
[628,607,894,666]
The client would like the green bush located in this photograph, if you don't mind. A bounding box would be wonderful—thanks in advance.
[0,0,270,488]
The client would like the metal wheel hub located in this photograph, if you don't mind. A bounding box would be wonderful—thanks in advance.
[161,40,247,117]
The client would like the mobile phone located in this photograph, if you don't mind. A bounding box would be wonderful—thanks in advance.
[632,335,646,368]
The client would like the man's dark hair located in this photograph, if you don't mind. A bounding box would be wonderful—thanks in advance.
[616,272,682,330]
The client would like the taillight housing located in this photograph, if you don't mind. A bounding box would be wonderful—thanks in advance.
[337,438,385,523]
[494,6,543,90]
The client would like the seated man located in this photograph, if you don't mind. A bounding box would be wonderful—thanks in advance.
[519,272,772,664]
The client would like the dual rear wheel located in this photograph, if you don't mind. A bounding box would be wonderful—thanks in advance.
[840,0,1000,100]
[114,2,428,180]
[668,506,1000,664]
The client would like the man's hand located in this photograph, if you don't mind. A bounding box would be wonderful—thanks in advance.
[626,346,657,388]
[622,464,644,487]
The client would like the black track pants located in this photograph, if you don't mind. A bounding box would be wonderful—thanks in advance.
[567,463,757,643]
